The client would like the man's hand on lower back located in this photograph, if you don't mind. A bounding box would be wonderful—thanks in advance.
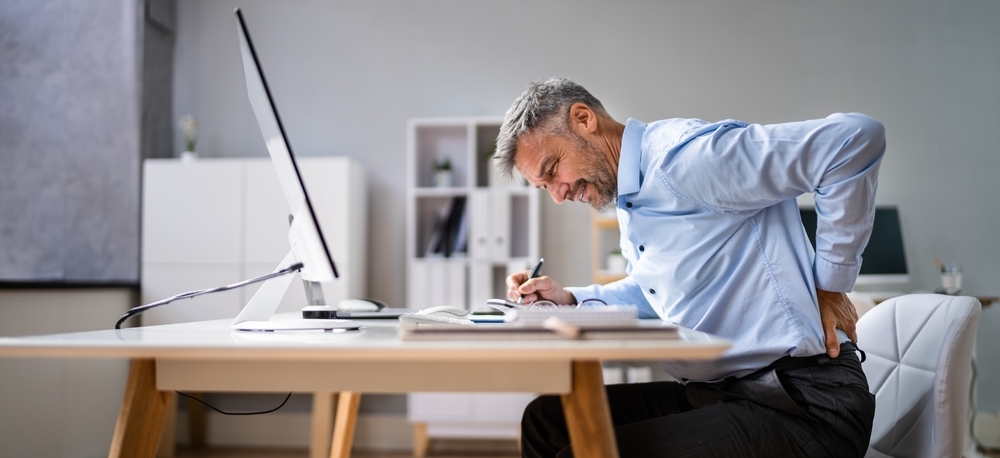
[816,289,860,358]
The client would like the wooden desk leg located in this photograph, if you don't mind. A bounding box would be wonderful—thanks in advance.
[185,392,208,448]
[311,392,335,458]
[560,360,619,458]
[329,391,362,458]
[156,397,177,458]
[412,422,429,458]
[109,359,175,458]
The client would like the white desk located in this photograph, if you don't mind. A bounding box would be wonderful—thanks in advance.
[0,318,729,458]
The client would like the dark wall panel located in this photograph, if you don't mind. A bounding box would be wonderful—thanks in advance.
[0,0,172,283]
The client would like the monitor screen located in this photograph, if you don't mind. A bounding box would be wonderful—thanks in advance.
[799,206,908,284]
[235,8,338,282]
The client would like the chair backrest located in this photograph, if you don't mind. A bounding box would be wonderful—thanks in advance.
[858,294,981,458]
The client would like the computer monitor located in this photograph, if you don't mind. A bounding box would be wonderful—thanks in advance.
[799,206,909,286]
[230,8,357,331]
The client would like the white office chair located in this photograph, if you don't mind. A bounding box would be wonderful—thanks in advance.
[858,294,981,458]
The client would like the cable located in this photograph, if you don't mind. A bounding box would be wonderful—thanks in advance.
[114,262,304,329]
[176,391,292,416]
[116,264,303,417]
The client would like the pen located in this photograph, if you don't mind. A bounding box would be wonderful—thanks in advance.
[518,257,544,304]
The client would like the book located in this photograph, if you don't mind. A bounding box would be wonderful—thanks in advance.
[512,305,638,328]
[398,323,678,341]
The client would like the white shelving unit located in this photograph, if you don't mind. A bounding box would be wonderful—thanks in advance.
[405,118,539,311]
[405,118,539,453]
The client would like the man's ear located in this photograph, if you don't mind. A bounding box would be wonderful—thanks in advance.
[567,103,598,135]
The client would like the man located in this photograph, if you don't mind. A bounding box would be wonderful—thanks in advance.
[496,77,883,457]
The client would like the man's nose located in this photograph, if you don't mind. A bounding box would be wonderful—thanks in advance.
[548,183,567,204]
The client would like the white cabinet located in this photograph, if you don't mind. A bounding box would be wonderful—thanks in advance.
[407,392,538,438]
[141,157,366,325]
[405,118,539,447]
[406,259,468,310]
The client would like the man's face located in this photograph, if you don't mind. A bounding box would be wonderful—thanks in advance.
[514,128,617,210]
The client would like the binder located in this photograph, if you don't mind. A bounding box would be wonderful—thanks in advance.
[424,197,467,258]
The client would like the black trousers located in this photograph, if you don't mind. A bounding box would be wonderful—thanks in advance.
[521,343,875,458]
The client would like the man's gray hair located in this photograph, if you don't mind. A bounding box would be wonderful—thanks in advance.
[493,77,609,178]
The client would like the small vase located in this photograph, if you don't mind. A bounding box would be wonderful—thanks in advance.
[434,170,453,187]
[606,254,627,273]
[180,151,198,162]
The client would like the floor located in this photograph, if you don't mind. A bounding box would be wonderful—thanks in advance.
[177,452,515,458]
[176,444,1000,458]
[175,439,519,458]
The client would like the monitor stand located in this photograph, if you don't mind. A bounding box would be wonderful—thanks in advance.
[231,251,361,331]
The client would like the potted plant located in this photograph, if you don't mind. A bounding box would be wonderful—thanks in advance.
[178,115,198,161]
[433,157,453,187]
[606,249,627,273]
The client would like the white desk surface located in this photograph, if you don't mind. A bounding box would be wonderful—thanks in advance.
[0,315,730,394]
[0,316,729,363]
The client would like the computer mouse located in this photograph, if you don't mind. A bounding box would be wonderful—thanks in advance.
[338,299,386,312]
[416,305,470,317]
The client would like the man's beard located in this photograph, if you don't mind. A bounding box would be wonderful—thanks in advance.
[570,133,618,210]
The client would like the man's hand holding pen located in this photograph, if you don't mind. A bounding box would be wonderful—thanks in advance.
[506,258,576,305]
[517,258,544,304]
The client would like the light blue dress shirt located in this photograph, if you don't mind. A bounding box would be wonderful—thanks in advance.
[566,113,885,382]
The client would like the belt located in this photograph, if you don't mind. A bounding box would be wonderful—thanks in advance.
[745,341,865,380]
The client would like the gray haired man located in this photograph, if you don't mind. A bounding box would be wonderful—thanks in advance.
[499,77,881,457]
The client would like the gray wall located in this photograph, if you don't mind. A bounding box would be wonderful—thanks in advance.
[0,289,134,458]
[175,1,1000,406]
[0,0,175,283]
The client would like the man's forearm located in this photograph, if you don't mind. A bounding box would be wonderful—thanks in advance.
[810,114,885,292]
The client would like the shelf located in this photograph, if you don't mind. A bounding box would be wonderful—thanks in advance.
[593,217,619,229]
[412,124,469,189]
[591,210,624,285]
[594,272,627,285]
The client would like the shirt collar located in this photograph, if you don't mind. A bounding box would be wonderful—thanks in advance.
[617,118,646,202]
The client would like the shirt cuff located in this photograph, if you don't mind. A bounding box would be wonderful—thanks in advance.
[565,285,598,304]
[814,257,862,292]
[566,282,660,319]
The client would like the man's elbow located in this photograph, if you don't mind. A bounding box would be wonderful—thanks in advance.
[839,113,886,161]
[853,114,885,147]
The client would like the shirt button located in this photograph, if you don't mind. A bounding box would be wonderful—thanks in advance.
[625,202,633,208]
[649,288,656,294]
[639,245,645,252]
